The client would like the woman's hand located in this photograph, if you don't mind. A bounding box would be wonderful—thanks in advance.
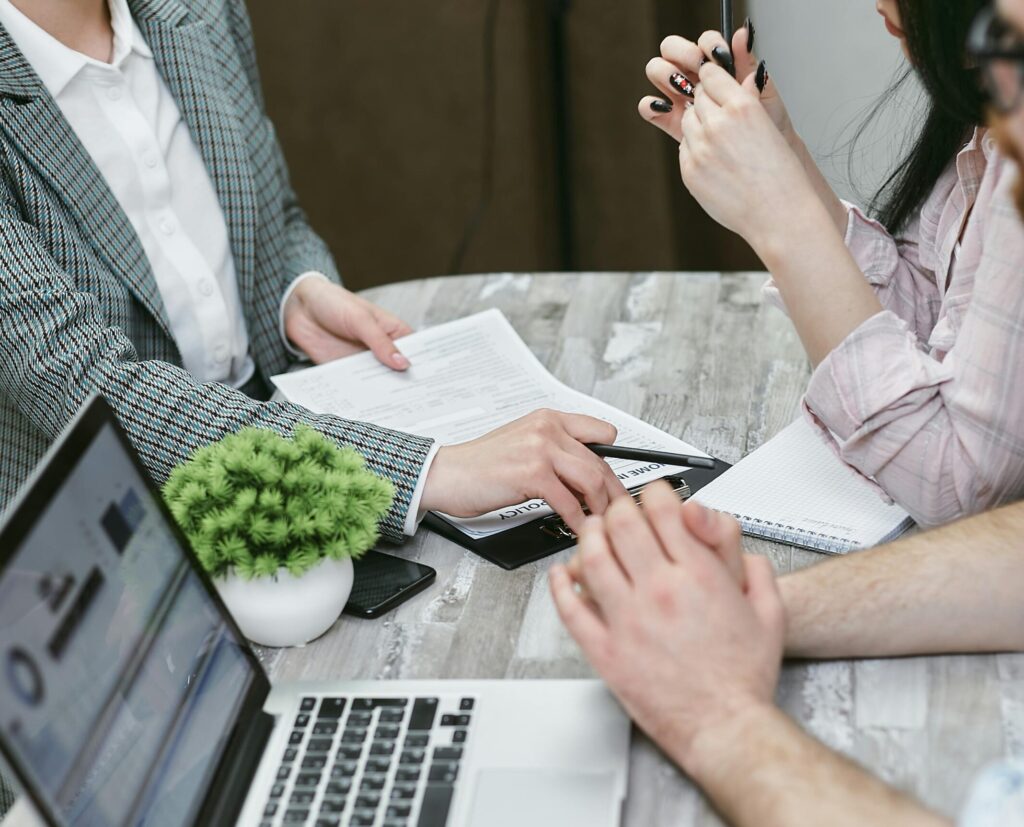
[640,26,795,147]
[283,277,414,370]
[549,482,786,776]
[678,63,816,247]
[421,410,629,534]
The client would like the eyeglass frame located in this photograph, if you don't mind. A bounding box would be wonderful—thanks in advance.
[968,4,1024,114]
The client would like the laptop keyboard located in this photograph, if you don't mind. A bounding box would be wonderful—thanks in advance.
[259,694,475,827]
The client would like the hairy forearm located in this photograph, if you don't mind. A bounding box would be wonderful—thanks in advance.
[781,502,1024,659]
[685,704,949,827]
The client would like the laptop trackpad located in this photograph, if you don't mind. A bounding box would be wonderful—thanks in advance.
[468,769,618,827]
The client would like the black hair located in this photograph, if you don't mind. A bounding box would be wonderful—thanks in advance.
[867,0,987,233]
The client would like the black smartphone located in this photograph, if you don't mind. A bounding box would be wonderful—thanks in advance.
[343,550,437,619]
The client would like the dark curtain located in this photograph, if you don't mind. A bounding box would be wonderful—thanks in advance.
[247,0,757,291]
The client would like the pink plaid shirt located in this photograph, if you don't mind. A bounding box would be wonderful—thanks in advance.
[766,129,1024,528]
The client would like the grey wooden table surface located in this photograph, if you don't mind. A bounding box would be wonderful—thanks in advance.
[261,271,1024,826]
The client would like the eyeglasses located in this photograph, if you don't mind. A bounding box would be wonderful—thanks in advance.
[968,5,1024,114]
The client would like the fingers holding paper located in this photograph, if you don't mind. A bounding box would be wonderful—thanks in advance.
[420,409,629,534]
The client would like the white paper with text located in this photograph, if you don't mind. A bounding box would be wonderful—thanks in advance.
[272,309,710,538]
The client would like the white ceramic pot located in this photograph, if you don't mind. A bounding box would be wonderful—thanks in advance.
[214,556,354,648]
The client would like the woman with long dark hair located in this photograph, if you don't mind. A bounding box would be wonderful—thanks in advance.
[640,0,1024,528]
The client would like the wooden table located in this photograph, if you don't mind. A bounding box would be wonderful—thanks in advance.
[261,272,1024,826]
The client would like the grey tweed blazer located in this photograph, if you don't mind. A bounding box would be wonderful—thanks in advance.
[0,0,434,540]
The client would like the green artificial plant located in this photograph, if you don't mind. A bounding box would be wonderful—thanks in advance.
[162,426,394,580]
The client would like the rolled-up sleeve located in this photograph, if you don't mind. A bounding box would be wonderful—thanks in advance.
[802,181,1024,528]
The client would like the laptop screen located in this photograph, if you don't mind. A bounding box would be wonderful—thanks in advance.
[0,418,258,827]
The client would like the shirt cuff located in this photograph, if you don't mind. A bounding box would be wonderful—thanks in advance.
[279,271,330,359]
[403,441,442,536]
[803,309,951,472]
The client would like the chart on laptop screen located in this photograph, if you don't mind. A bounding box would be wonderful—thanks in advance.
[0,424,254,827]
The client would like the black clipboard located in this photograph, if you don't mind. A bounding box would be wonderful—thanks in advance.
[423,459,732,570]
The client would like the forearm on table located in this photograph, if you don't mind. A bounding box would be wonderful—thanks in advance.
[780,502,1024,659]
[752,196,884,367]
[685,704,949,827]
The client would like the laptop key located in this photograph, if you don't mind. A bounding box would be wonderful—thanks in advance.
[284,747,298,761]
[459,698,475,711]
[350,815,375,826]
[408,698,438,731]
[395,767,421,782]
[337,746,363,761]
[302,755,327,770]
[360,776,386,791]
[263,802,278,817]
[399,749,425,764]
[342,729,368,743]
[283,810,309,823]
[370,741,395,756]
[387,804,413,818]
[270,783,286,799]
[428,763,458,783]
[326,780,351,795]
[296,772,322,788]
[433,747,462,761]
[366,757,392,774]
[333,761,359,778]
[356,794,381,809]
[312,721,338,736]
[307,738,333,753]
[375,725,400,740]
[452,730,467,744]
[288,730,304,745]
[295,713,310,728]
[276,766,292,781]
[353,698,409,710]
[300,697,316,712]
[390,785,416,800]
[380,708,405,723]
[404,734,428,748]
[439,714,470,727]
[415,784,454,827]
[316,819,341,827]
[290,791,315,806]
[319,798,346,813]
[318,697,346,719]
[347,712,372,727]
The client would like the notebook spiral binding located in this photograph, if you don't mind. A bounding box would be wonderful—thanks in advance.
[732,515,855,555]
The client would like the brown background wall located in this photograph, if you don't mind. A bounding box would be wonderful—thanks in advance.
[247,0,756,291]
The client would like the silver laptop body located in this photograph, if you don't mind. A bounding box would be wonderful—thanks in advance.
[0,397,630,827]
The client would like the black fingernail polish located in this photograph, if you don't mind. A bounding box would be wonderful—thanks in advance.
[669,73,695,97]
[745,17,756,53]
[711,45,736,76]
[650,99,674,113]
[755,60,769,94]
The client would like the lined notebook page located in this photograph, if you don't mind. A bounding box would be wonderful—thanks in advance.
[693,418,915,554]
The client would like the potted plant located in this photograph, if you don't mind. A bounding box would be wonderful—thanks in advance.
[162,425,394,648]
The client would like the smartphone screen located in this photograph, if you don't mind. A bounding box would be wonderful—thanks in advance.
[343,551,436,619]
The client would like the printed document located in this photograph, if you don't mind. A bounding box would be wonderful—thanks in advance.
[272,309,710,538]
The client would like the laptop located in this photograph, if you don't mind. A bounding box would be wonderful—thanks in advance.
[0,396,631,827]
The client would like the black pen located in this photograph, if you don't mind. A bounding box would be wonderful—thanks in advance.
[721,0,734,45]
[588,444,717,470]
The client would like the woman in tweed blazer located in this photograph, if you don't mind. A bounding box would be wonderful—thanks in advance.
[0,0,628,554]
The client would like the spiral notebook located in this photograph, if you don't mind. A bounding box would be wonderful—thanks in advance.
[693,418,915,554]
